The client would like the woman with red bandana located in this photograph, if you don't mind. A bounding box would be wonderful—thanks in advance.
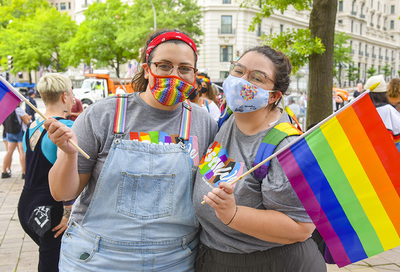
[44,30,218,271]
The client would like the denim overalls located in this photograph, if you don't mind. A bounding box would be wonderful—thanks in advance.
[59,97,198,271]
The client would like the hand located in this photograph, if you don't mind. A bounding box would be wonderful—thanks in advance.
[202,182,237,225]
[44,118,78,155]
[52,215,69,238]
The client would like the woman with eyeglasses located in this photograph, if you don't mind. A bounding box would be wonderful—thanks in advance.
[193,46,326,271]
[44,29,218,271]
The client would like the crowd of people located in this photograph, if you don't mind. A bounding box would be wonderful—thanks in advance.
[1,28,400,271]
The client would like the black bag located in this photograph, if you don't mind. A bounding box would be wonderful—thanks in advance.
[4,110,21,134]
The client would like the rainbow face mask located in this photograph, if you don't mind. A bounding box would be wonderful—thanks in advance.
[149,69,195,106]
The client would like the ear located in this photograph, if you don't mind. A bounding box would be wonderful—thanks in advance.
[268,91,282,104]
[61,92,67,103]
[143,63,150,80]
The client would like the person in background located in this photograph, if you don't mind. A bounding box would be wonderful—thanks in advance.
[287,96,300,117]
[2,103,31,179]
[26,89,37,122]
[353,82,363,98]
[189,78,220,122]
[364,75,400,152]
[18,73,75,272]
[387,78,400,112]
[1,124,11,177]
[299,91,307,117]
[67,95,83,121]
[194,45,325,271]
[199,76,220,107]
[44,29,217,271]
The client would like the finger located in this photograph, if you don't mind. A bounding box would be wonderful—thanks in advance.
[52,224,62,232]
[54,227,66,238]
[203,195,218,209]
[211,187,230,200]
[218,181,234,194]
[206,191,222,205]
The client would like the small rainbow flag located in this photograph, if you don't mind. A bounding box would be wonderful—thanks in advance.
[277,92,400,267]
[0,77,22,124]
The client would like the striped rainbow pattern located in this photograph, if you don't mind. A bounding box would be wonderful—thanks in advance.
[0,80,21,124]
[277,93,400,267]
[113,94,127,134]
[153,78,194,105]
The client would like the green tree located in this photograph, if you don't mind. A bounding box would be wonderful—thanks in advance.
[241,0,338,128]
[62,0,203,78]
[366,66,377,78]
[120,0,203,59]
[333,32,351,86]
[0,0,49,28]
[0,6,77,81]
[346,63,359,85]
[382,64,391,79]
[61,0,129,78]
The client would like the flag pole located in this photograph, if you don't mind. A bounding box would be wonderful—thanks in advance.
[201,88,375,204]
[0,76,90,159]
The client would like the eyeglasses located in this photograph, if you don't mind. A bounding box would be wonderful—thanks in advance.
[230,61,274,86]
[149,61,197,82]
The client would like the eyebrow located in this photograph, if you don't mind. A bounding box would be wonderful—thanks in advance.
[155,59,194,66]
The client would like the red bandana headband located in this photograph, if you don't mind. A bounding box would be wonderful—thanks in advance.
[146,31,198,62]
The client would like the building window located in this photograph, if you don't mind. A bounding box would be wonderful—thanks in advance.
[257,23,262,37]
[351,21,354,32]
[280,24,284,33]
[60,3,66,10]
[69,2,71,9]
[338,19,343,24]
[390,20,395,29]
[360,23,363,35]
[339,1,343,11]
[55,3,58,9]
[223,0,231,4]
[221,16,233,34]
[391,5,395,14]
[220,71,229,79]
[371,0,373,8]
[220,46,233,62]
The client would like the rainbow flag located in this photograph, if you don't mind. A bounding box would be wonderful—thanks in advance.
[277,92,400,267]
[0,78,22,124]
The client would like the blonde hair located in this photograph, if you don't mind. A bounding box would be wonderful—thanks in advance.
[37,73,72,105]
[387,78,400,98]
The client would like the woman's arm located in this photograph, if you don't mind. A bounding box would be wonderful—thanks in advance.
[202,182,315,244]
[45,118,91,201]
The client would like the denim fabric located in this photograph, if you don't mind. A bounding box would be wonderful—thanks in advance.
[59,138,199,271]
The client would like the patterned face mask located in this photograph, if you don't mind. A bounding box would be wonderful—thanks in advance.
[223,75,274,113]
[149,69,195,106]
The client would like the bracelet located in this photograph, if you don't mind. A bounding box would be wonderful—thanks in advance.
[226,206,238,226]
[63,207,72,218]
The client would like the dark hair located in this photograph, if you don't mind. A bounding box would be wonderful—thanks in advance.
[369,92,390,107]
[201,80,219,105]
[195,78,201,87]
[240,45,292,94]
[132,29,197,92]
[240,45,292,110]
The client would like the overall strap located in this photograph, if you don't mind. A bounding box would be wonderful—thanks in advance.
[113,94,128,135]
[179,100,192,142]
[252,122,302,182]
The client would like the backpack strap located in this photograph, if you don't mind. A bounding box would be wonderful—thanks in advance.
[218,106,233,128]
[252,122,302,182]
[113,94,128,135]
[204,99,210,112]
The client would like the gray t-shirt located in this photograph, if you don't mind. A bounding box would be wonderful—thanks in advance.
[193,112,311,254]
[71,93,218,224]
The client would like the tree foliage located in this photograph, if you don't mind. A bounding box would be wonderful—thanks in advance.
[366,66,377,78]
[333,32,351,79]
[61,0,203,78]
[264,28,325,74]
[0,0,49,28]
[242,0,338,127]
[0,6,77,75]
